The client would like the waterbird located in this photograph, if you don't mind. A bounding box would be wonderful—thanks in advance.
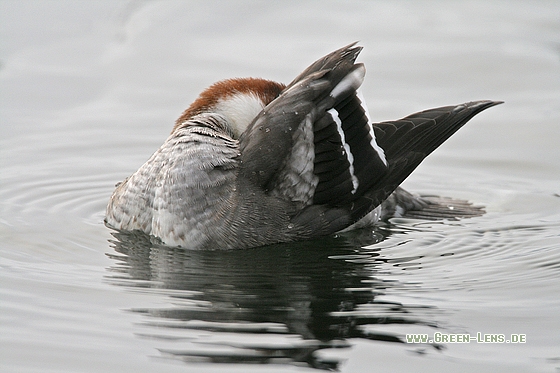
[105,43,501,249]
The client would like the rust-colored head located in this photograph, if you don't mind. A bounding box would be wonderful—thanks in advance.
[173,78,285,137]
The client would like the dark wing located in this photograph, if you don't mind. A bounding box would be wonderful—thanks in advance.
[362,100,503,211]
[239,42,501,236]
[239,43,386,210]
[312,91,388,205]
[290,100,502,235]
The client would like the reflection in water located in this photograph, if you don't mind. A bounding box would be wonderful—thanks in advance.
[106,228,441,370]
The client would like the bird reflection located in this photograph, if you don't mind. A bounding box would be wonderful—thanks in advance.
[106,227,439,370]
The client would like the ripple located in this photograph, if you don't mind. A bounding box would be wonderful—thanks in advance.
[1,171,120,224]
[99,195,560,371]
[372,216,560,293]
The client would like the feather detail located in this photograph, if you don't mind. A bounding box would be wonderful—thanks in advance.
[106,44,502,249]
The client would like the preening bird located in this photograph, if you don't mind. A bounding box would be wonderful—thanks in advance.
[105,43,501,249]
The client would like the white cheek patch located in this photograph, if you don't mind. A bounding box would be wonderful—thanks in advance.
[214,92,265,138]
[328,108,359,194]
[357,90,387,166]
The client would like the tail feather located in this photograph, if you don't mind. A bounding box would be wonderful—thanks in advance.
[402,196,485,220]
[379,187,485,221]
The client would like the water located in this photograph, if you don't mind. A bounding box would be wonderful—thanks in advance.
[1,1,559,372]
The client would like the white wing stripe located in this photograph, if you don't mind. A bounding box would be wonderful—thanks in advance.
[356,90,388,166]
[328,108,359,194]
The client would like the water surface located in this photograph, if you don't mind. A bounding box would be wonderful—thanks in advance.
[1,1,559,372]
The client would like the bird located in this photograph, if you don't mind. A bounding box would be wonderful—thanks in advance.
[105,43,501,250]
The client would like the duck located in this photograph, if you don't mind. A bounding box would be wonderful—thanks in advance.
[105,43,501,249]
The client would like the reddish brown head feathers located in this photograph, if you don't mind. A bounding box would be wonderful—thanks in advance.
[173,78,285,133]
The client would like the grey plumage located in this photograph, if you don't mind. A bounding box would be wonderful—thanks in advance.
[105,44,501,249]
